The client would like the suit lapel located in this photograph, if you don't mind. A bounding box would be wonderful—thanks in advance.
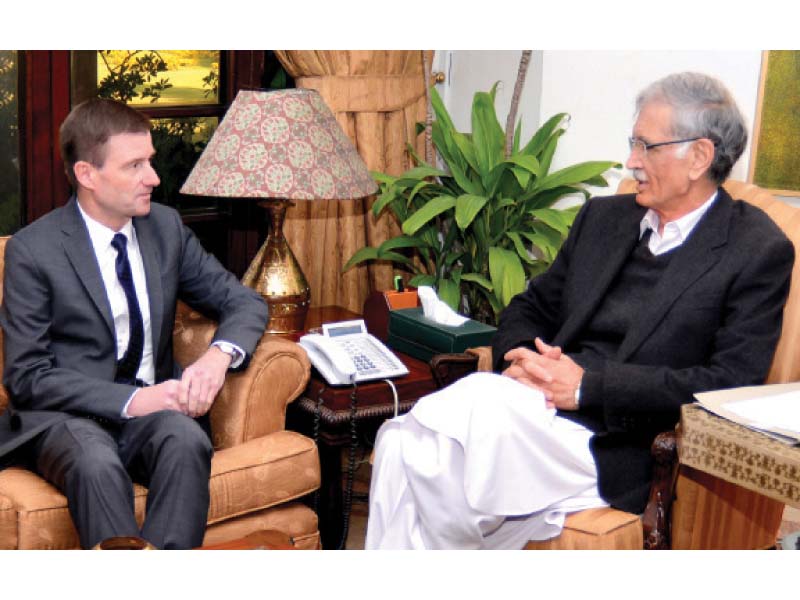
[133,217,164,360]
[615,188,731,361]
[555,201,645,347]
[60,198,115,338]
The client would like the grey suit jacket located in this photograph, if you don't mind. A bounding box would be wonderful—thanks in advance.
[0,198,268,459]
[492,188,795,512]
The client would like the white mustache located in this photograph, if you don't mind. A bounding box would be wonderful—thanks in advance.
[632,169,648,183]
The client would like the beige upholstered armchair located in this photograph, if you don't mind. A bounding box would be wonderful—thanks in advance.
[0,236,321,549]
[432,180,798,549]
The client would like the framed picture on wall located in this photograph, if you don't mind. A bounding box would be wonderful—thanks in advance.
[748,50,800,197]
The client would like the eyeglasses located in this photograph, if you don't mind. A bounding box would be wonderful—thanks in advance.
[628,136,702,157]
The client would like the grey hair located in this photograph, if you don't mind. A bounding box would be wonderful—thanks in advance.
[635,72,747,185]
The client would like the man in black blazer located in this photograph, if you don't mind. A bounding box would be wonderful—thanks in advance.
[366,72,794,549]
[0,98,268,548]
[494,74,794,516]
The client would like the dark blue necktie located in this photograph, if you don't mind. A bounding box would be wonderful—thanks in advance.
[111,233,144,385]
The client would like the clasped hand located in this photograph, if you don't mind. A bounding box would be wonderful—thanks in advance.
[502,337,583,410]
[126,346,232,418]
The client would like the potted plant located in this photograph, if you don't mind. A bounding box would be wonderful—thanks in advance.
[345,73,620,325]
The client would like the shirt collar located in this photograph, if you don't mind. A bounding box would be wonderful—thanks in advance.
[76,201,135,252]
[639,190,718,242]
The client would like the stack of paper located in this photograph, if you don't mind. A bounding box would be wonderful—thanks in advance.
[694,382,800,444]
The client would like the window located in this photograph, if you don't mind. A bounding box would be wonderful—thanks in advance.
[0,50,21,235]
[70,51,224,214]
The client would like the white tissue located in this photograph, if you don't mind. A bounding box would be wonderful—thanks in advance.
[417,286,469,326]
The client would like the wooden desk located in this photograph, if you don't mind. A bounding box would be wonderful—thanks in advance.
[679,404,800,509]
[285,305,439,550]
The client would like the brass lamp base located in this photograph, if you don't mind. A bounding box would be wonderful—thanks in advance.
[242,199,310,334]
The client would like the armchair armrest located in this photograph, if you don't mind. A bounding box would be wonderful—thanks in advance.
[429,346,492,388]
[642,431,679,549]
[209,336,310,449]
[172,302,311,450]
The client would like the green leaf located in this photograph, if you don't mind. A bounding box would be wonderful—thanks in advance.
[505,154,541,176]
[523,225,563,262]
[455,194,489,230]
[370,171,398,185]
[409,274,436,288]
[583,174,610,187]
[378,235,432,253]
[511,166,531,189]
[521,113,568,157]
[443,249,466,269]
[533,161,621,194]
[460,272,493,291]
[520,184,588,209]
[537,128,565,175]
[342,246,379,271]
[471,91,505,178]
[479,287,504,320]
[401,195,457,235]
[400,165,448,180]
[452,131,480,172]
[431,86,457,133]
[513,118,522,154]
[371,185,401,216]
[406,180,433,206]
[530,208,570,236]
[489,246,526,306]
[374,251,416,266]
[404,142,428,169]
[437,278,461,311]
[506,231,536,264]
[496,197,517,210]
[488,81,500,103]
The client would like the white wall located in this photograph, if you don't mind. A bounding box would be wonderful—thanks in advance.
[435,51,542,141]
[439,50,764,197]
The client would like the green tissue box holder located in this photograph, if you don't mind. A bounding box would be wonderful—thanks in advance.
[387,307,497,362]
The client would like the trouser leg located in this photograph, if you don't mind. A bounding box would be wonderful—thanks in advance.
[31,418,139,549]
[117,410,213,549]
[366,415,502,549]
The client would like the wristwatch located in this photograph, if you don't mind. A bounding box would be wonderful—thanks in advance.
[215,341,241,363]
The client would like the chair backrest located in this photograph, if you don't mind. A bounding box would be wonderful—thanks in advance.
[617,179,800,384]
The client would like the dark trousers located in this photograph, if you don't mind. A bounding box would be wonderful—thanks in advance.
[29,410,213,549]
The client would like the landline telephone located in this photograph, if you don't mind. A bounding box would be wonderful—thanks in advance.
[298,319,409,385]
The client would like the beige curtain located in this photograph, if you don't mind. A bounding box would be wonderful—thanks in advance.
[274,50,430,314]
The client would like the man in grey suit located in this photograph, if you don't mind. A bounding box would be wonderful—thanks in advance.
[0,98,268,549]
[366,72,794,549]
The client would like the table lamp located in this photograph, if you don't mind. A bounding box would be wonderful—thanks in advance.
[181,89,377,333]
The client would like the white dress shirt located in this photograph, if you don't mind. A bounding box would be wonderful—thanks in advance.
[77,202,155,385]
[639,191,718,255]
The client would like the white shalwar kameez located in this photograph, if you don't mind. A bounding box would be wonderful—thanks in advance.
[365,371,608,549]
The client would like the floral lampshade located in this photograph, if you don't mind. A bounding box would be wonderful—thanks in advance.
[180,88,377,200]
[180,88,378,334]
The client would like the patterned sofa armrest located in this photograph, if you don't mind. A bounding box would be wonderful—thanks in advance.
[209,336,310,449]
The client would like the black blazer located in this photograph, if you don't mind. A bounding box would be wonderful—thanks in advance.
[492,189,794,512]
[0,198,268,460]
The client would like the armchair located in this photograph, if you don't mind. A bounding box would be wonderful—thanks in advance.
[0,236,321,549]
[431,179,798,549]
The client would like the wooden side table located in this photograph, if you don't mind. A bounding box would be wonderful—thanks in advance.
[285,306,439,550]
[674,403,800,548]
[679,403,800,508]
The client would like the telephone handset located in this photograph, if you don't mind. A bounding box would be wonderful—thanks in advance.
[298,333,358,385]
[298,319,409,385]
